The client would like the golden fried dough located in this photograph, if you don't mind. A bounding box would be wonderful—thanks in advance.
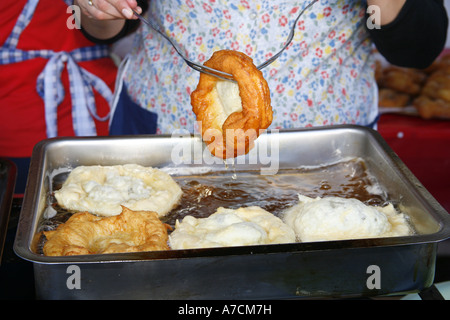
[43,206,170,256]
[191,50,273,159]
[420,71,450,102]
[378,88,410,108]
[379,66,426,95]
[413,95,450,119]
[412,61,450,119]
[376,54,450,118]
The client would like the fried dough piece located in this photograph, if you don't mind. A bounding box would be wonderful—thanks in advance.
[413,95,450,119]
[378,88,411,107]
[169,206,295,249]
[420,70,450,102]
[43,206,170,256]
[191,50,272,159]
[379,66,427,95]
[423,53,450,74]
[282,194,412,242]
[413,65,450,119]
[54,164,182,218]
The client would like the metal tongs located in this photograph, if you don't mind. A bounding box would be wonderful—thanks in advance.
[132,0,318,82]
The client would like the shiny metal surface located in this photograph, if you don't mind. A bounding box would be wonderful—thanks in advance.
[13,125,450,299]
[0,159,16,264]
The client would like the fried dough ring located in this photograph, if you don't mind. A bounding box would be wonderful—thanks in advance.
[43,206,170,256]
[191,50,273,159]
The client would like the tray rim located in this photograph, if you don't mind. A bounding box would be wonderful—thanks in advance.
[13,125,450,265]
[0,158,16,264]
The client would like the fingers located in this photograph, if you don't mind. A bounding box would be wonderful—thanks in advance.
[78,0,142,20]
[88,0,123,20]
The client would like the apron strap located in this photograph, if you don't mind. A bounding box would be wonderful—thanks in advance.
[3,0,40,49]
[1,0,114,138]
[36,49,113,137]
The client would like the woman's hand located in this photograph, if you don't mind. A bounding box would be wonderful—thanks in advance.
[73,0,143,40]
[74,0,142,20]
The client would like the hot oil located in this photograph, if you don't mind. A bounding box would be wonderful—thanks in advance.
[36,158,388,253]
[161,158,388,227]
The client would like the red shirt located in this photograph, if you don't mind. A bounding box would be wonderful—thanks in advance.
[0,0,117,158]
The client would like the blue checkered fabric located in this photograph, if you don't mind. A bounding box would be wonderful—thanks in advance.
[0,0,113,138]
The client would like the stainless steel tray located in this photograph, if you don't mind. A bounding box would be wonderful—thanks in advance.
[14,125,450,299]
[0,158,16,264]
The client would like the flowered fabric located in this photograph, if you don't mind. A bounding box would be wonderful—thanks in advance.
[123,0,377,134]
